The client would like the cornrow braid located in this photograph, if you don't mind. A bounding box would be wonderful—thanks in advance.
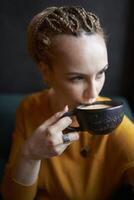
[27,6,104,64]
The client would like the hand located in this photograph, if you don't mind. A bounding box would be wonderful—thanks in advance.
[22,106,79,160]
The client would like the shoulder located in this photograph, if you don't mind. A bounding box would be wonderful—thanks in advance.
[15,89,51,122]
[116,115,134,144]
[17,89,49,112]
[108,116,134,161]
[110,115,134,144]
[114,116,134,141]
[14,90,51,137]
[97,96,111,101]
[119,115,134,131]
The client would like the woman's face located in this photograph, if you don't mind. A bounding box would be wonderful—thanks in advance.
[42,33,108,110]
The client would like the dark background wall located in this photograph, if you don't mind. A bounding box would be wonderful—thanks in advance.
[0,0,134,111]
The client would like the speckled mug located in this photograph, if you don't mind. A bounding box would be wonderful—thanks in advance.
[62,100,124,135]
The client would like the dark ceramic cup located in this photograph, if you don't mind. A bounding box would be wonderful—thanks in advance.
[62,100,124,135]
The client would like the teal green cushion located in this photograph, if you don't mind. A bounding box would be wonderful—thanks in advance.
[0,159,6,184]
[0,95,25,188]
[0,95,25,159]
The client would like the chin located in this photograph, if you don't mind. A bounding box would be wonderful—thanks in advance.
[68,102,82,110]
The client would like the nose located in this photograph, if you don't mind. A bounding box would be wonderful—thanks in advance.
[83,80,97,103]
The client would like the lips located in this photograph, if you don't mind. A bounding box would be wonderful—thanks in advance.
[80,98,96,105]
[69,98,97,110]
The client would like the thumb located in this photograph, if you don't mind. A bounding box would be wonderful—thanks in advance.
[40,105,69,128]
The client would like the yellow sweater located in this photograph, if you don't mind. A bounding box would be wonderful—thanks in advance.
[2,90,134,200]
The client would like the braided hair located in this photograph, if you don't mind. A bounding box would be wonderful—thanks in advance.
[27,6,104,64]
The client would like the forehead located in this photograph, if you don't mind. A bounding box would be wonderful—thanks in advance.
[53,33,106,56]
[51,33,108,72]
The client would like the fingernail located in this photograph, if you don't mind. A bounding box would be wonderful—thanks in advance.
[64,105,68,112]
[55,111,62,118]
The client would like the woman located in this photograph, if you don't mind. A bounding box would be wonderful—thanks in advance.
[2,6,134,200]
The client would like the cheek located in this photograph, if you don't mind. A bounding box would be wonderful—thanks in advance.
[58,82,84,99]
[97,76,105,93]
[52,79,77,97]
[63,84,83,97]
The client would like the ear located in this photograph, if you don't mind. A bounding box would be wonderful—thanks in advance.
[38,62,50,83]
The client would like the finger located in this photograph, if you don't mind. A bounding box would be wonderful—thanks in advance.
[47,131,79,147]
[62,132,79,144]
[55,132,79,154]
[40,105,69,129]
[49,116,72,134]
[55,143,70,155]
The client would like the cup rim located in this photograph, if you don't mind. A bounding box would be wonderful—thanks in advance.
[77,100,124,111]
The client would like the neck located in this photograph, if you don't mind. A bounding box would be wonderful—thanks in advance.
[48,88,66,114]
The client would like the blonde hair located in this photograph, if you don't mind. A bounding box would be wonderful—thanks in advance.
[27,6,104,64]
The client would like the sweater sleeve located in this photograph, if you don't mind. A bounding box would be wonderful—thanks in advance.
[1,99,38,200]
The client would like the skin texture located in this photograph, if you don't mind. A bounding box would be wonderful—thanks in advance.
[13,33,108,185]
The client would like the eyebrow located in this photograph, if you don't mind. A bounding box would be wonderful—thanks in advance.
[65,64,109,76]
[98,64,108,74]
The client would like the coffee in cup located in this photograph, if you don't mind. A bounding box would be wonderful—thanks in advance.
[77,104,111,110]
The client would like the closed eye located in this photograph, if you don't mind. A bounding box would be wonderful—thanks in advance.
[69,75,84,82]
[96,65,108,79]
